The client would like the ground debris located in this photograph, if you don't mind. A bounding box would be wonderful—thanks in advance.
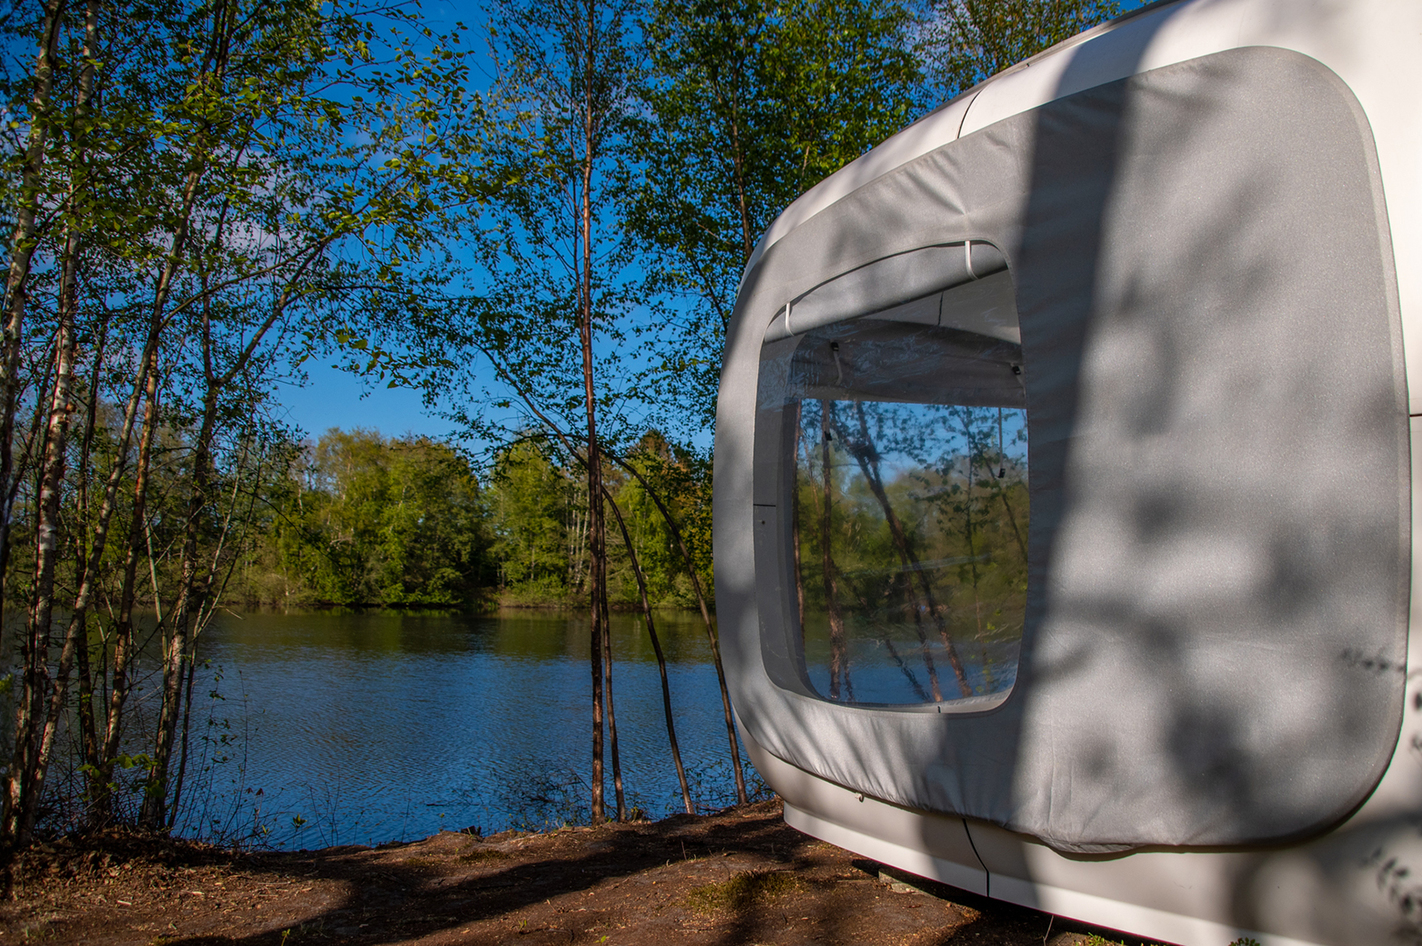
[0,800,1172,945]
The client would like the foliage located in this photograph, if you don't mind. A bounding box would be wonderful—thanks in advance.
[255,429,495,608]
[603,432,714,609]
[926,0,1122,97]
[633,0,930,432]
[0,0,497,844]
[484,433,714,610]
[487,439,588,604]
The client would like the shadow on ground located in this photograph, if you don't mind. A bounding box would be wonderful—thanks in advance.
[0,800,1173,946]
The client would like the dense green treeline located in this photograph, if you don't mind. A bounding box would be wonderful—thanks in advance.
[245,429,494,609]
[227,427,711,611]
[483,434,712,610]
[0,0,1118,845]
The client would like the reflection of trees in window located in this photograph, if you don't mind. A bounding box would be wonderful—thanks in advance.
[795,397,1029,705]
[838,401,968,699]
[819,401,853,701]
[797,400,926,702]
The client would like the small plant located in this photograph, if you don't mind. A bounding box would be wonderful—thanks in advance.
[499,764,591,831]
[1228,939,1262,946]
[278,920,325,945]
[686,870,801,913]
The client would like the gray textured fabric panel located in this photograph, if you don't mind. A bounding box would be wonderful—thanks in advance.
[764,242,1008,342]
[713,47,1408,850]
[785,320,1024,409]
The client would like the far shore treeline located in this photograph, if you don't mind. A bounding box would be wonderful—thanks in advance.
[0,0,1118,850]
[233,426,712,611]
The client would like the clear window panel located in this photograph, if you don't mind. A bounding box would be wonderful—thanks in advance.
[793,397,1028,705]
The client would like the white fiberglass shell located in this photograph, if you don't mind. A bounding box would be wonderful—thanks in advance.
[712,1,1422,944]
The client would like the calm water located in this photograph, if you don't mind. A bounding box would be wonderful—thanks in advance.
[174,610,747,850]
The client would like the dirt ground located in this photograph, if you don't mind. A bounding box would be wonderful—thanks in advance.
[0,800,1175,946]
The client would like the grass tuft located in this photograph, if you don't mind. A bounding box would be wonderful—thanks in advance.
[685,870,801,913]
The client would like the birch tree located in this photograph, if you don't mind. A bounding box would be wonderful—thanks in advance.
[0,0,493,846]
[479,0,643,822]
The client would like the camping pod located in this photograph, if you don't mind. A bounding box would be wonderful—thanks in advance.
[711,0,1422,943]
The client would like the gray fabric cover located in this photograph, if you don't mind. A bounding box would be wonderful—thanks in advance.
[763,242,1007,342]
[781,319,1024,409]
[713,47,1409,851]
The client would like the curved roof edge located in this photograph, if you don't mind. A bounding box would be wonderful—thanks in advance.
[739,0,1196,280]
[740,0,1420,302]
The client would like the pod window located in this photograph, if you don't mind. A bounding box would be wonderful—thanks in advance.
[759,268,1028,706]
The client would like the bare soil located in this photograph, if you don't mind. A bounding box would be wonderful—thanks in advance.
[0,800,1173,946]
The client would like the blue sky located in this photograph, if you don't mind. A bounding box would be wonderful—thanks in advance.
[272,0,1153,443]
[276,361,456,441]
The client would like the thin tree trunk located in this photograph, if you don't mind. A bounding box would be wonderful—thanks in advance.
[834,558,930,702]
[141,397,215,829]
[141,303,222,829]
[55,255,164,824]
[790,402,806,639]
[95,371,160,824]
[73,321,108,802]
[73,313,161,812]
[600,451,746,804]
[476,349,748,806]
[995,481,1027,563]
[6,0,105,826]
[599,523,624,822]
[21,0,119,830]
[958,412,986,656]
[606,489,692,814]
[580,255,606,824]
[981,410,1027,561]
[171,437,261,830]
[7,334,75,844]
[1,345,56,587]
[0,0,65,659]
[838,403,972,699]
[11,250,82,844]
[725,95,753,267]
[0,0,68,849]
[575,0,610,825]
[167,646,201,830]
[818,403,851,701]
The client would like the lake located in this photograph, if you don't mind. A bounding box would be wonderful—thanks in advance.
[171,609,751,850]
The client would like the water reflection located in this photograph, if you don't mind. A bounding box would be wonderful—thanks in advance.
[180,610,741,849]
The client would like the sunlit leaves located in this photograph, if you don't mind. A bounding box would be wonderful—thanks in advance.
[925,0,1121,97]
[631,0,929,433]
[270,429,494,607]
